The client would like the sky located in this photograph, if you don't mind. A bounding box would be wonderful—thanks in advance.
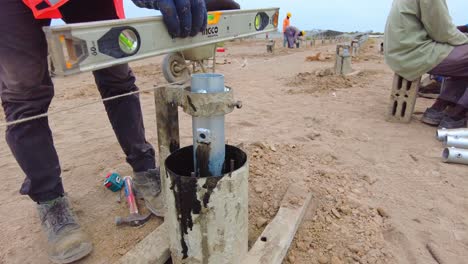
[56,0,468,33]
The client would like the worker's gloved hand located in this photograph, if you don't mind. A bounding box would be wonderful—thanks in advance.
[205,0,240,11]
[132,0,208,38]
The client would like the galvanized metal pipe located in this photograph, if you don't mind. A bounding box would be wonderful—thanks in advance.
[442,147,468,165]
[191,73,226,177]
[436,128,468,141]
[445,136,468,149]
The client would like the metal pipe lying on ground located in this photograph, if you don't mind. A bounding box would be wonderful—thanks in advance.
[436,128,468,141]
[442,147,468,165]
[444,136,468,149]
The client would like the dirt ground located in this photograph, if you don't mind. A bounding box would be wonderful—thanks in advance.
[1,38,467,264]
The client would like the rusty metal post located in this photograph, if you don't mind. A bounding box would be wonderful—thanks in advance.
[154,85,181,201]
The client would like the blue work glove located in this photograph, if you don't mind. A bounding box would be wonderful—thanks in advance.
[132,0,240,38]
[132,0,208,38]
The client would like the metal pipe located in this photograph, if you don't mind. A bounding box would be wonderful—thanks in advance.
[445,135,468,149]
[191,73,226,177]
[436,128,468,141]
[165,145,249,263]
[442,147,468,165]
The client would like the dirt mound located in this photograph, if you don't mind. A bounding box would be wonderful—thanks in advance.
[245,143,395,264]
[285,70,378,94]
[305,53,333,62]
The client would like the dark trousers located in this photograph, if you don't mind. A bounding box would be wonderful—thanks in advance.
[0,0,155,202]
[429,45,468,108]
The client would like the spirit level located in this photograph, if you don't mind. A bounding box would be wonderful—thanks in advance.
[44,8,280,76]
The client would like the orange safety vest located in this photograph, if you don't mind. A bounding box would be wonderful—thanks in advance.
[283,17,290,33]
[23,0,125,19]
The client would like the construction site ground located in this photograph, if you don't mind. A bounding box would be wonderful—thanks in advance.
[1,39,467,264]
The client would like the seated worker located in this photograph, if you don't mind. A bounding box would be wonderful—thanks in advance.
[284,26,305,49]
[385,0,468,128]
[0,0,239,263]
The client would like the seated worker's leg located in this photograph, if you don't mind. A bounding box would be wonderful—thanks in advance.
[61,1,164,216]
[439,83,468,129]
[421,78,467,126]
[429,44,468,78]
[0,1,92,263]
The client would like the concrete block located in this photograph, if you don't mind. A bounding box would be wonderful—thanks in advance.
[266,40,275,53]
[334,45,353,75]
[386,74,421,123]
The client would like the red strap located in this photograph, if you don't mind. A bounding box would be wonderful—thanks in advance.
[24,0,125,19]
[23,0,65,19]
[113,0,126,19]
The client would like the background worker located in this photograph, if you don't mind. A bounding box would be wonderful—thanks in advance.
[284,26,305,49]
[385,0,468,128]
[283,12,292,47]
[296,30,306,48]
[0,0,239,263]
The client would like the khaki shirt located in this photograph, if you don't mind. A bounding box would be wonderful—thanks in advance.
[384,0,468,81]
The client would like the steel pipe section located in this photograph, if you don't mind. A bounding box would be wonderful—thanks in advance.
[442,147,468,165]
[191,73,226,177]
[444,136,468,149]
[436,128,468,141]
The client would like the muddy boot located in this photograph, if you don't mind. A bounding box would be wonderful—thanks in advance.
[37,197,92,264]
[439,116,467,129]
[133,169,165,217]
[439,105,468,129]
[421,108,446,126]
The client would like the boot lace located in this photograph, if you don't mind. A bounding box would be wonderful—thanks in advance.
[41,200,76,235]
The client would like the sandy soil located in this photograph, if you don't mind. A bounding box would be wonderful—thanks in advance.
[1,39,467,264]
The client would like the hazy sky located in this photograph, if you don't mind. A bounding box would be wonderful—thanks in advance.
[58,0,468,32]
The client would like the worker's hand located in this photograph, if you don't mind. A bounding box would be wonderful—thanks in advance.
[205,0,240,11]
[132,0,208,38]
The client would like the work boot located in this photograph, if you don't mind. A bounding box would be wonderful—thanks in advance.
[421,108,446,126]
[439,116,467,129]
[37,197,92,264]
[133,169,165,217]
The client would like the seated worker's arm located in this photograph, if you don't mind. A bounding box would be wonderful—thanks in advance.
[132,0,239,38]
[420,0,468,46]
